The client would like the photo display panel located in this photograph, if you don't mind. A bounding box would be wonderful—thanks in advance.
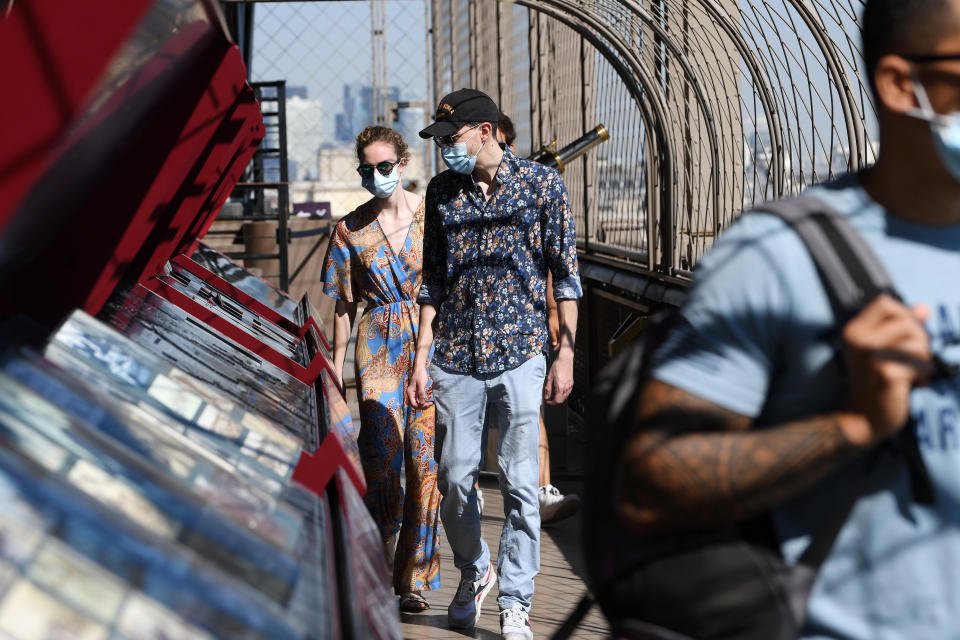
[191,244,302,325]
[0,349,340,637]
[0,360,302,595]
[104,285,319,450]
[0,395,306,639]
[159,261,311,366]
[45,310,302,488]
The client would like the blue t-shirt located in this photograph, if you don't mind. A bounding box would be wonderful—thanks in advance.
[651,175,960,639]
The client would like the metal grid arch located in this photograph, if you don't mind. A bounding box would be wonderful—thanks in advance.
[432,0,874,279]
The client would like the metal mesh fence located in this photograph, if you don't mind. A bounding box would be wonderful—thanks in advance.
[506,0,874,276]
[245,0,875,278]
[249,0,434,219]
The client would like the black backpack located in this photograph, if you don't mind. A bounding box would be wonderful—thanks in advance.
[554,195,936,640]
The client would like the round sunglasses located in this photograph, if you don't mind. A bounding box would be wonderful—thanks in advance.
[357,160,401,178]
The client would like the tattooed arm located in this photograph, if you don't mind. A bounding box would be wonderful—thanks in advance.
[616,295,933,535]
[615,380,861,534]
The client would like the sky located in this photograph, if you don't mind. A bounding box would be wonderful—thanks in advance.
[249,1,431,142]
[245,0,876,184]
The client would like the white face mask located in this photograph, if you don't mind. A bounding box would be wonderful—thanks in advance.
[360,166,401,198]
[907,74,960,183]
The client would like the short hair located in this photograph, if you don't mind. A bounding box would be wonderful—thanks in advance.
[862,0,957,99]
[355,125,409,162]
[498,111,516,146]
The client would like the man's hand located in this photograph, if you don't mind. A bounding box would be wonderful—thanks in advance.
[548,307,560,351]
[840,295,932,446]
[617,295,934,534]
[407,364,433,410]
[544,353,574,405]
[407,303,437,410]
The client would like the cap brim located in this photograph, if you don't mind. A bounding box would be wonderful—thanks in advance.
[419,120,459,139]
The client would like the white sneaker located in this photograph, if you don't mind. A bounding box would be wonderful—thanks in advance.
[499,605,533,640]
[538,484,580,524]
[477,488,484,516]
[448,562,496,628]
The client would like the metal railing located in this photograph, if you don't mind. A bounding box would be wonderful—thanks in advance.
[217,80,293,291]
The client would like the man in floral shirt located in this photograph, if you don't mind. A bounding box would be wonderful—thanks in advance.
[407,88,582,640]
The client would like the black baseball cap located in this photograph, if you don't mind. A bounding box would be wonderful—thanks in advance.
[419,88,499,139]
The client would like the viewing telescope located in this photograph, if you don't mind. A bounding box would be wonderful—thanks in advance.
[527,124,610,172]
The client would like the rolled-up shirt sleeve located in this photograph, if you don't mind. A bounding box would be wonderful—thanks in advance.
[417,182,446,306]
[543,170,583,300]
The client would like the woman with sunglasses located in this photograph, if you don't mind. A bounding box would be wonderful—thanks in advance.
[321,126,440,613]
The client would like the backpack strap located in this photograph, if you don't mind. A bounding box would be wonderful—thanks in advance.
[755,195,935,572]
[759,196,898,322]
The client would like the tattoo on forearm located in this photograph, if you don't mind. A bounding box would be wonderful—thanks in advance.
[621,381,859,530]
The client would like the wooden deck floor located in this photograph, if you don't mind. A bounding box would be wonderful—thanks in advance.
[343,331,609,639]
[397,475,609,640]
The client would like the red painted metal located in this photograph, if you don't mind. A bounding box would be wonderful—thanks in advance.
[80,46,262,318]
[316,368,366,495]
[0,1,262,329]
[170,253,302,335]
[291,434,363,498]
[141,278,336,387]
[296,314,333,351]
[179,89,265,254]
[0,0,154,232]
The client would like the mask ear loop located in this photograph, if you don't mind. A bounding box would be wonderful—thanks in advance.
[907,70,944,124]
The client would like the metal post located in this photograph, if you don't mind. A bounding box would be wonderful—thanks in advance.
[276,79,290,292]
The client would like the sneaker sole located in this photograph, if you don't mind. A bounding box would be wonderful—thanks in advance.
[541,499,580,525]
[448,566,496,629]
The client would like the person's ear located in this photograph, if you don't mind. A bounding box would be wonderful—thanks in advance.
[874,54,919,115]
[480,122,493,143]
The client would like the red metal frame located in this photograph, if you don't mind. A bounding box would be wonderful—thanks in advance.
[0,0,155,232]
[81,46,262,317]
[179,89,266,254]
[141,278,336,387]
[0,0,264,329]
[171,253,302,335]
[291,433,364,499]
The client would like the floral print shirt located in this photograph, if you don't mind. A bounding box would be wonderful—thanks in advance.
[417,147,582,374]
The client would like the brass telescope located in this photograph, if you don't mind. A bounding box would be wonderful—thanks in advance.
[527,124,610,173]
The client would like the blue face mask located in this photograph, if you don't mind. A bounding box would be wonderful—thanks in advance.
[361,166,401,198]
[440,129,480,174]
[908,76,960,183]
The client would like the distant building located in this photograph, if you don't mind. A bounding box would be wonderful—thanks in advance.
[286,86,308,100]
[285,96,324,181]
[334,84,402,142]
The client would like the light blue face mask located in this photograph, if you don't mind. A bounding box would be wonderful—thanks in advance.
[908,75,960,183]
[361,166,401,198]
[440,128,480,174]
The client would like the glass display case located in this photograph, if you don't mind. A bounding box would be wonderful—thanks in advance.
[0,0,399,634]
[0,413,306,639]
[191,243,301,326]
[105,286,320,449]
[0,352,341,637]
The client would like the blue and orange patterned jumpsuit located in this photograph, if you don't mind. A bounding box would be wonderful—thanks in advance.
[322,199,441,594]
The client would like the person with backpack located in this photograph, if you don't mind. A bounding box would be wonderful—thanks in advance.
[607,1,960,637]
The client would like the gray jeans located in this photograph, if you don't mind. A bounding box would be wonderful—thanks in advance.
[430,354,546,612]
